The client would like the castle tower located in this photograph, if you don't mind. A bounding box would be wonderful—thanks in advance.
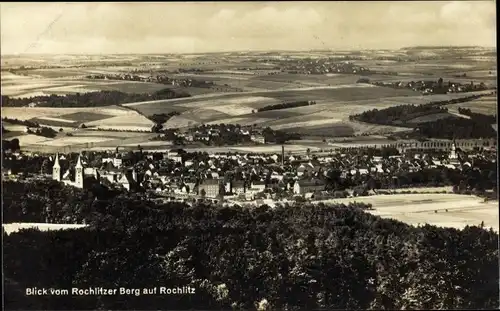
[75,154,84,189]
[52,153,61,181]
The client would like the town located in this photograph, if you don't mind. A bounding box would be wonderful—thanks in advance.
[3,138,497,210]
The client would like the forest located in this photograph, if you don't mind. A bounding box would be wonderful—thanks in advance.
[350,93,490,128]
[413,117,497,139]
[350,104,448,125]
[457,107,497,124]
[3,179,499,310]
[1,88,190,108]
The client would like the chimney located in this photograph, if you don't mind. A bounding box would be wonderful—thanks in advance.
[281,145,285,166]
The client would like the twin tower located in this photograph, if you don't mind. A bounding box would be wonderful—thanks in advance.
[52,153,84,189]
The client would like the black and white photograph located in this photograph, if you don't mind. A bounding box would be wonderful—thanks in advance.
[1,1,498,310]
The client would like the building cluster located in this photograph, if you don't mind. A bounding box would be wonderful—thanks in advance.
[86,73,214,88]
[36,139,495,201]
[279,59,370,75]
[161,125,266,145]
[372,79,489,94]
[329,138,497,154]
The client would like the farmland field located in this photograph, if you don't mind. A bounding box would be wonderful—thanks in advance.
[1,105,152,131]
[3,48,497,150]
[316,193,499,232]
[445,95,497,115]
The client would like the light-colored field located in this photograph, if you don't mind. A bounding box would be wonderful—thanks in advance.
[70,130,147,138]
[445,96,497,116]
[1,106,129,121]
[123,140,173,146]
[32,136,115,146]
[2,124,28,132]
[3,223,88,235]
[85,113,154,131]
[36,116,76,123]
[209,104,255,116]
[206,117,272,126]
[1,71,170,96]
[165,115,200,129]
[317,193,499,231]
[7,134,50,145]
[271,118,343,130]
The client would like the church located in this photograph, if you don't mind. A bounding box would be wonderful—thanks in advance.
[52,153,97,189]
[52,153,138,191]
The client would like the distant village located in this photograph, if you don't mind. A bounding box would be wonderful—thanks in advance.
[371,78,490,95]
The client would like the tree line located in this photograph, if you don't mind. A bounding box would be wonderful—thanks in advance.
[350,94,497,139]
[1,88,190,108]
[3,179,499,310]
[458,107,497,124]
[254,101,317,113]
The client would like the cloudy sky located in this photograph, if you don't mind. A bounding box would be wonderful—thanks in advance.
[0,1,496,54]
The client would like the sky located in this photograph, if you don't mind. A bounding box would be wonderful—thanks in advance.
[0,1,496,55]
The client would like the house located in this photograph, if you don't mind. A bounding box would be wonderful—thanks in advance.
[251,134,265,144]
[198,179,220,198]
[231,180,246,195]
[250,181,266,192]
[293,180,325,195]
[113,157,123,168]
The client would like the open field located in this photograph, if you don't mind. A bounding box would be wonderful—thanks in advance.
[1,105,153,131]
[445,95,497,115]
[126,84,421,136]
[3,49,496,150]
[2,223,89,235]
[315,193,499,231]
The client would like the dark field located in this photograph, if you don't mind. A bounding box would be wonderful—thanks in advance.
[60,111,112,123]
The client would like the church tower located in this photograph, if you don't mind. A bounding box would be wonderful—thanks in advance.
[450,141,458,160]
[52,153,61,181]
[75,154,84,189]
[132,168,137,182]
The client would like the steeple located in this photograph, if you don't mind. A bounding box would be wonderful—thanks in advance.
[74,153,84,189]
[75,154,83,168]
[52,153,61,181]
[53,153,61,168]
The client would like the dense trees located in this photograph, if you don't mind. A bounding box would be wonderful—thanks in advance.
[351,104,448,125]
[3,180,499,310]
[256,101,316,113]
[350,93,497,139]
[262,127,301,144]
[414,117,497,139]
[458,107,496,124]
[2,139,20,152]
[2,117,40,128]
[1,88,190,108]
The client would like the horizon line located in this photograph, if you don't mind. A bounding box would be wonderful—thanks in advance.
[1,45,496,57]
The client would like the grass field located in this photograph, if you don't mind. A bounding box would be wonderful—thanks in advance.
[445,95,497,115]
[316,193,498,231]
